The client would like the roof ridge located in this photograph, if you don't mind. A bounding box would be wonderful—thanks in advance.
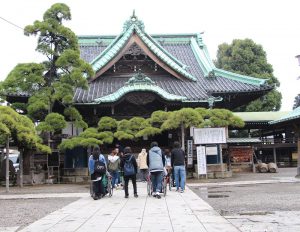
[190,37,267,86]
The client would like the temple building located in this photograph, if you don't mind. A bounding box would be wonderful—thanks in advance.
[74,13,272,123]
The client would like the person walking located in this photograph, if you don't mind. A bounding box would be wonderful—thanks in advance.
[171,141,186,193]
[108,147,120,189]
[88,145,107,200]
[137,148,148,182]
[147,142,165,199]
[120,147,138,198]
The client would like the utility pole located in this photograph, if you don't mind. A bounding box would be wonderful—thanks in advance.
[6,136,9,193]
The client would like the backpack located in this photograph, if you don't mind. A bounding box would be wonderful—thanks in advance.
[94,159,106,175]
[123,155,135,176]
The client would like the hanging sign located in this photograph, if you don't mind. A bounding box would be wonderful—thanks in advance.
[194,128,226,144]
[197,146,207,175]
[187,140,193,166]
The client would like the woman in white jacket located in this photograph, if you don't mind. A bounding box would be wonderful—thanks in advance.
[137,148,148,181]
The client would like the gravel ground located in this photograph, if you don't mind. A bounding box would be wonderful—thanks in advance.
[0,197,79,230]
[191,182,300,215]
[0,184,89,195]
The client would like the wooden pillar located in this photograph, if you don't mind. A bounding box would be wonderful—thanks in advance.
[273,147,277,164]
[181,122,185,150]
[111,105,115,115]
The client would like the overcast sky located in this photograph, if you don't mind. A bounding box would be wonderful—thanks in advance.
[0,0,299,110]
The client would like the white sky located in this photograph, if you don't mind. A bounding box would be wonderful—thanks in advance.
[0,0,299,111]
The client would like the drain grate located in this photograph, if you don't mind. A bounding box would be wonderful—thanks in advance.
[207,194,229,198]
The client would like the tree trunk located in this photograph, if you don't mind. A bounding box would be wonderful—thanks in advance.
[6,136,9,193]
[19,149,23,187]
[23,150,31,175]
[181,122,185,150]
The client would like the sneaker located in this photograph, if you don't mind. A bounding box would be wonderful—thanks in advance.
[125,195,129,198]
[180,189,184,193]
[134,194,138,198]
[156,194,161,199]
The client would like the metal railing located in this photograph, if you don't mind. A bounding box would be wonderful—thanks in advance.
[261,137,297,144]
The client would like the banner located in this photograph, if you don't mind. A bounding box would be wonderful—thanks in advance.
[187,140,193,166]
[197,146,207,175]
[194,128,226,144]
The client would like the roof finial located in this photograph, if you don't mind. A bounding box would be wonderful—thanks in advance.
[131,9,137,21]
[123,10,144,32]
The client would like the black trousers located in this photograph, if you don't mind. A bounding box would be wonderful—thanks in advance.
[91,173,104,197]
[124,174,137,196]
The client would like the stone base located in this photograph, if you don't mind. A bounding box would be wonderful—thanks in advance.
[62,176,89,183]
[64,168,88,176]
[193,170,232,179]
[19,173,45,185]
[231,164,252,173]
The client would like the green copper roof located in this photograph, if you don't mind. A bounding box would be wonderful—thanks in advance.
[227,137,261,144]
[93,74,187,103]
[269,107,300,125]
[89,14,196,81]
[190,37,267,86]
[233,111,290,122]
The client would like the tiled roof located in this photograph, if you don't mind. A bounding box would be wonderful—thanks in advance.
[75,14,272,104]
[269,107,300,125]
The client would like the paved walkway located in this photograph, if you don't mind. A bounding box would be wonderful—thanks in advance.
[18,183,239,232]
[0,193,87,200]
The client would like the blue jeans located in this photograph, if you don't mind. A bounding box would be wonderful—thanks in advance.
[174,165,186,190]
[151,171,163,193]
[110,170,119,188]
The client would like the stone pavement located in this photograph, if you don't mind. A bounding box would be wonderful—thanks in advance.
[225,211,300,232]
[17,183,240,232]
[188,177,300,188]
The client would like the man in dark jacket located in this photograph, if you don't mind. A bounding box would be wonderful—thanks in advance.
[120,147,138,198]
[147,141,165,199]
[171,141,186,193]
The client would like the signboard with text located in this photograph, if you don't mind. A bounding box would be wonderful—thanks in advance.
[197,146,207,175]
[187,140,193,166]
[194,128,226,144]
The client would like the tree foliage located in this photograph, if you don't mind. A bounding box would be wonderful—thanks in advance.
[0,106,50,153]
[161,108,203,130]
[294,94,300,109]
[215,38,282,111]
[59,107,245,151]
[36,113,67,133]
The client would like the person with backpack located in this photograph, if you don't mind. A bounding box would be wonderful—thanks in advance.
[147,141,165,199]
[108,147,120,189]
[120,146,138,198]
[88,145,107,200]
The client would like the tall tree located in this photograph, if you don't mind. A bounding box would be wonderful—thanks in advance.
[215,39,282,111]
[0,3,93,128]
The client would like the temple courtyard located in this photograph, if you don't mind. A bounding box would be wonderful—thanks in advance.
[0,168,300,232]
